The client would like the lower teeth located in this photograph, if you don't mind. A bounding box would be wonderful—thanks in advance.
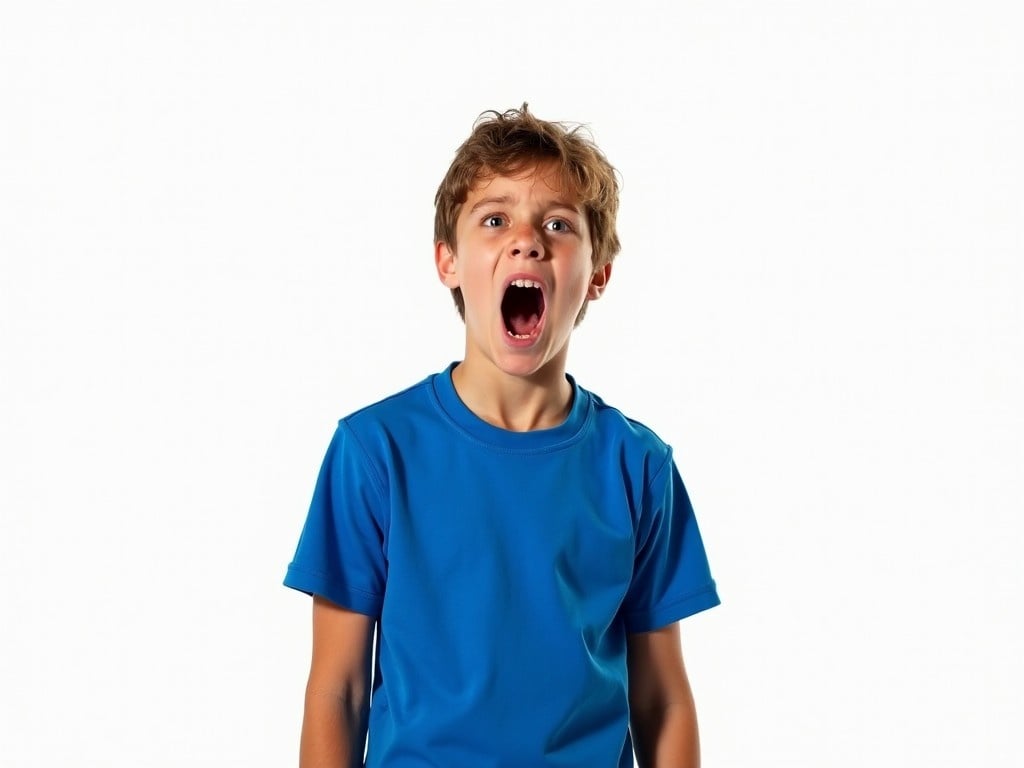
[507,331,530,339]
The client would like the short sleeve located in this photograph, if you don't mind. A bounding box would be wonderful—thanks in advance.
[283,421,388,617]
[621,452,720,633]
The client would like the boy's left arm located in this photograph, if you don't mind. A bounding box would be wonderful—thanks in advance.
[627,622,701,768]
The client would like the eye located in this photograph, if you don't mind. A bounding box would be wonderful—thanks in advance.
[482,214,506,228]
[544,218,573,233]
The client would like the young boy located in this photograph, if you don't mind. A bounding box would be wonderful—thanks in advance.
[284,105,720,768]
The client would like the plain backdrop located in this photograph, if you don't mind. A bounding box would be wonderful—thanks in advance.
[2,1,1021,766]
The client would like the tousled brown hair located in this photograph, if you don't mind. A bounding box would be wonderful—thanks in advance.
[434,104,621,320]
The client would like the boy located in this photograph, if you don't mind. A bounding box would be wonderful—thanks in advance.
[284,104,720,768]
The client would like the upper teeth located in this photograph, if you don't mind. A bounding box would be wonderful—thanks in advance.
[511,279,540,289]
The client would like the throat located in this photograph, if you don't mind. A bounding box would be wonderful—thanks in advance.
[501,285,544,336]
[450,362,573,432]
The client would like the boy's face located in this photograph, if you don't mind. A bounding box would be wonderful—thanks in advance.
[435,162,610,382]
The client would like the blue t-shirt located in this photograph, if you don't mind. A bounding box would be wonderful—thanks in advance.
[284,364,719,767]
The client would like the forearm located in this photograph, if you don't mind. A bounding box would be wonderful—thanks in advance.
[631,701,700,768]
[299,685,369,768]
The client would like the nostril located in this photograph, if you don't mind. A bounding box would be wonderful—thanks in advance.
[509,244,543,259]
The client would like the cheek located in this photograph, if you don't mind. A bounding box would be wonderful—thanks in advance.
[566,266,596,302]
[458,266,494,320]
[460,262,490,294]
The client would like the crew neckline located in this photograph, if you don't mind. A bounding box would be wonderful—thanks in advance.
[430,362,592,452]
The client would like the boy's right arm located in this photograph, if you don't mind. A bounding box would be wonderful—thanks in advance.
[300,595,376,768]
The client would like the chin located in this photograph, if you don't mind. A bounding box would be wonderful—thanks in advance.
[493,339,567,379]
[492,354,545,379]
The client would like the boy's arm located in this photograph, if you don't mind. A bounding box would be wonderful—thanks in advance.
[300,595,376,768]
[627,622,701,768]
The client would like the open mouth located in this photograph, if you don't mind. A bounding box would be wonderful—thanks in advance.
[501,278,545,339]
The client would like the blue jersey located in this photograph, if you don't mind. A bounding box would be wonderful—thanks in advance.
[284,364,719,767]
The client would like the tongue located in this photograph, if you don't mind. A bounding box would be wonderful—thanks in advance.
[509,311,540,336]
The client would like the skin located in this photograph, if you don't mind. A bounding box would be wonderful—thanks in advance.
[434,162,610,432]
[298,163,702,767]
[627,623,702,768]
[299,596,374,768]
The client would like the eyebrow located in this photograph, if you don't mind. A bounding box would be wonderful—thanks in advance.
[467,195,582,215]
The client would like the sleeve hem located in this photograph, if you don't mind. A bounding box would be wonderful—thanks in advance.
[283,564,383,618]
[623,581,720,633]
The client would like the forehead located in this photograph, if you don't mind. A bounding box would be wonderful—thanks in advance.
[465,161,581,207]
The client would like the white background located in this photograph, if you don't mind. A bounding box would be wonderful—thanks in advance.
[2,1,1021,765]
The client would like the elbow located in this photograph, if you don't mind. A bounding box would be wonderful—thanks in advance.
[305,677,370,725]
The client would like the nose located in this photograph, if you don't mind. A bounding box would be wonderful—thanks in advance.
[508,224,544,260]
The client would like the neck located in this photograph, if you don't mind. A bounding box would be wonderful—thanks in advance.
[450,359,573,432]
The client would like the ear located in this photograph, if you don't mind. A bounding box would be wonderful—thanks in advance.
[435,241,460,289]
[586,262,612,301]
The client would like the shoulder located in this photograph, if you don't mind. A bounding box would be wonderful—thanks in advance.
[331,370,447,457]
[312,372,443,499]
[578,383,674,480]
[342,373,435,425]
[582,383,671,454]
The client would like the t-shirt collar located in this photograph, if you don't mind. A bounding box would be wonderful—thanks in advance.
[430,361,591,452]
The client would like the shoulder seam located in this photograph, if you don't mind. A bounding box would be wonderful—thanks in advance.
[336,419,389,513]
[341,375,431,421]
[634,445,674,555]
[586,392,670,448]
[645,444,674,500]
